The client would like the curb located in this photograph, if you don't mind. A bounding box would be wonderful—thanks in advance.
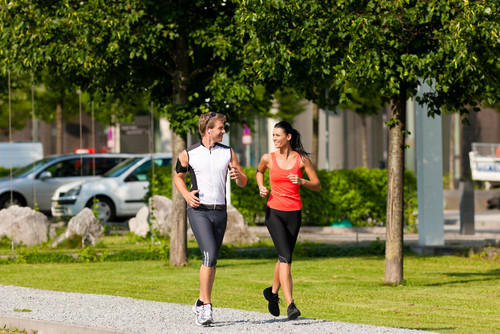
[0,314,131,334]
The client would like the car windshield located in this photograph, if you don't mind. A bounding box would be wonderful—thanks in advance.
[11,156,59,178]
[103,157,142,177]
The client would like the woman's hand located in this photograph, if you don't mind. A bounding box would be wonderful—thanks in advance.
[288,173,302,185]
[259,186,269,197]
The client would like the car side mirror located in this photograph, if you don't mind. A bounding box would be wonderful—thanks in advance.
[125,174,138,182]
[39,171,52,180]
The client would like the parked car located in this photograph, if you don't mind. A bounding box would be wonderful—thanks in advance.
[51,154,172,223]
[486,193,500,209]
[0,153,136,213]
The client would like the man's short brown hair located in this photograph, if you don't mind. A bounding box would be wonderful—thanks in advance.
[199,112,226,136]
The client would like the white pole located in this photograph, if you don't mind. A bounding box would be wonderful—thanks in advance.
[222,133,231,206]
[416,80,444,246]
[8,70,13,204]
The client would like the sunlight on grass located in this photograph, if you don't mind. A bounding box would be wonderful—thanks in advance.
[1,253,498,333]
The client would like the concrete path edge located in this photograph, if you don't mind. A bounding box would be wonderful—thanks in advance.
[0,314,131,334]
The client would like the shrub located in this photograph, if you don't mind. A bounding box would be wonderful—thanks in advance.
[147,166,417,228]
[0,167,16,178]
[230,167,269,223]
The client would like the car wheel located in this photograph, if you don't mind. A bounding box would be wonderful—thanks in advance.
[86,197,115,223]
[0,193,27,209]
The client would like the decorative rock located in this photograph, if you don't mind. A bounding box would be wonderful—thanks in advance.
[49,221,65,240]
[130,196,259,245]
[223,204,260,245]
[0,205,49,246]
[129,195,172,238]
[187,204,259,245]
[149,195,172,237]
[52,208,103,247]
[128,206,150,238]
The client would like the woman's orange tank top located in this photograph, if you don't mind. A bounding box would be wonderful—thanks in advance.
[267,152,302,211]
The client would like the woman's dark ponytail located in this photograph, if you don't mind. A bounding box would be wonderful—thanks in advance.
[274,121,310,158]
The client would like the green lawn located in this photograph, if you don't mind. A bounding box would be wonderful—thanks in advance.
[0,236,499,334]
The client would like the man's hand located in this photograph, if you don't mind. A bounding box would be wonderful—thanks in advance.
[229,162,241,180]
[185,190,201,208]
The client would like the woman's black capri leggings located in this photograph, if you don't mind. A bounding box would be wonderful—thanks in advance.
[265,206,301,264]
[188,207,227,267]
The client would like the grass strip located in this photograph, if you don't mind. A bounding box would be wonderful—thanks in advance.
[0,254,498,334]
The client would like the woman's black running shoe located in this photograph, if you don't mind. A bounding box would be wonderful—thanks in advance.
[287,301,301,320]
[263,287,280,316]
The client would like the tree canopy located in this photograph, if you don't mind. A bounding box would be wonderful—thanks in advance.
[236,0,500,283]
[0,0,273,265]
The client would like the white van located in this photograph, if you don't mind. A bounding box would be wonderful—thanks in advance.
[0,142,43,168]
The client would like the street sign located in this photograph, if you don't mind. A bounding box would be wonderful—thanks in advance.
[242,124,252,145]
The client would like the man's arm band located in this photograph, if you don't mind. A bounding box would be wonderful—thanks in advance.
[176,158,188,173]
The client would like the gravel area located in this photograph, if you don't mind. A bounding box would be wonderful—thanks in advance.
[0,285,438,334]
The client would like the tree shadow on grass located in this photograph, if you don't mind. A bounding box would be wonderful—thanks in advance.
[424,268,499,286]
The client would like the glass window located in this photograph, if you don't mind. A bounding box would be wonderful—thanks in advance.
[125,157,172,182]
[43,158,81,178]
[154,157,172,166]
[129,160,152,182]
[90,157,126,175]
[13,156,58,178]
[104,158,141,177]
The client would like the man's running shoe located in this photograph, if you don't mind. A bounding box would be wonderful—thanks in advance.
[263,286,280,316]
[192,299,203,314]
[195,303,213,326]
[287,301,301,320]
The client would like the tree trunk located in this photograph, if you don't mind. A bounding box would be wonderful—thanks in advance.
[169,35,189,266]
[170,132,187,266]
[312,103,319,168]
[361,115,368,168]
[56,100,63,154]
[385,89,406,285]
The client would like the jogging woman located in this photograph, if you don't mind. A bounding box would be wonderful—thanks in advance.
[256,120,321,320]
[174,112,247,326]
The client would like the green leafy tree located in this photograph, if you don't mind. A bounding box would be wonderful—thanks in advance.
[0,72,33,134]
[237,0,500,284]
[0,1,98,153]
[1,1,271,265]
[74,1,269,265]
[272,87,307,122]
[340,87,385,168]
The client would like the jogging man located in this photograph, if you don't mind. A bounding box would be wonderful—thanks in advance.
[174,112,247,326]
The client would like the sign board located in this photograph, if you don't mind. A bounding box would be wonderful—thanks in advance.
[469,143,500,182]
[242,124,252,145]
[242,134,252,145]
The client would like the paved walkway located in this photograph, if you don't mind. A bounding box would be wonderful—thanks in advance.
[1,209,498,334]
[0,285,438,334]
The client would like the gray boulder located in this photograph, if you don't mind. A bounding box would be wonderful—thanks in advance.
[149,195,172,237]
[52,208,103,247]
[0,205,49,246]
[130,196,259,245]
[187,204,259,245]
[128,206,150,238]
[129,195,172,238]
[222,204,260,245]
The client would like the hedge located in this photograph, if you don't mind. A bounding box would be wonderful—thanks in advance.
[0,167,15,178]
[148,166,417,228]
